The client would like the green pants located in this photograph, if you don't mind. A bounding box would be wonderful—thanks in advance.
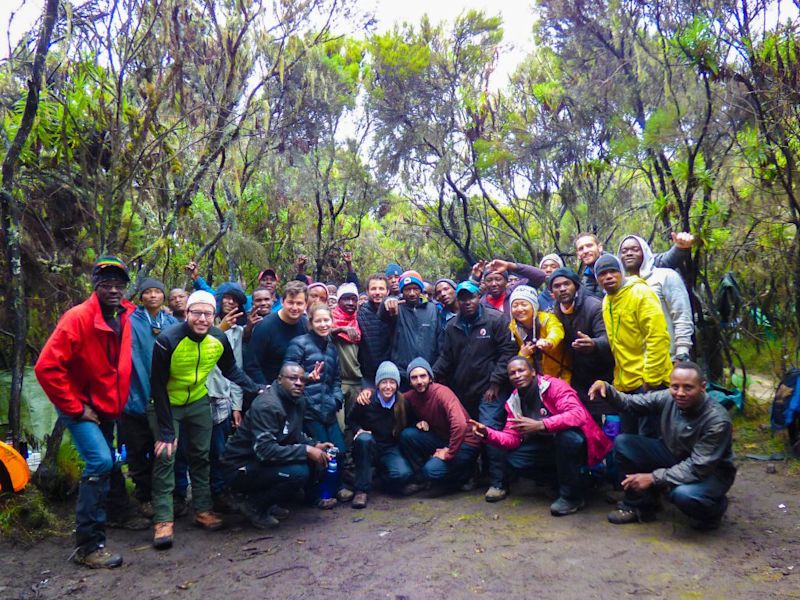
[148,398,213,523]
[338,381,362,432]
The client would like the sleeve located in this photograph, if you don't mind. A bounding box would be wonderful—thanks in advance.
[484,404,523,450]
[638,290,672,386]
[244,320,269,384]
[251,403,308,463]
[347,402,365,431]
[604,385,669,416]
[432,325,455,384]
[214,330,260,396]
[345,270,361,289]
[377,299,397,324]
[541,378,590,433]
[540,312,565,348]
[332,346,344,409]
[511,262,546,288]
[490,316,518,387]
[150,335,176,442]
[34,315,85,417]
[192,276,216,294]
[588,301,611,355]
[283,338,305,372]
[442,391,469,460]
[662,271,694,357]
[653,419,733,486]
[653,244,689,270]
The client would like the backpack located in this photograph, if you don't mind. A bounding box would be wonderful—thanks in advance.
[770,368,800,456]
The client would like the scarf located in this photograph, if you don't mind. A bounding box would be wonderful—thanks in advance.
[332,305,361,343]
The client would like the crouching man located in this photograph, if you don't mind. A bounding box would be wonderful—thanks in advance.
[470,357,612,516]
[589,361,736,530]
[221,362,333,528]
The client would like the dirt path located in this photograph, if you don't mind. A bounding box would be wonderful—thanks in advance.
[1,460,798,600]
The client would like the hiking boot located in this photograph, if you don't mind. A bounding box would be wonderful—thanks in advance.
[317,497,337,510]
[484,486,508,503]
[401,482,426,496]
[138,501,155,519]
[250,512,280,530]
[337,488,354,503]
[72,546,123,569]
[352,492,368,509]
[460,476,476,492]
[153,521,174,550]
[173,496,189,518]
[268,505,290,520]
[193,510,223,531]
[107,513,151,530]
[550,496,585,516]
[212,492,239,514]
[607,505,657,525]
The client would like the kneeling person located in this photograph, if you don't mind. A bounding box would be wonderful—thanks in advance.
[589,361,736,529]
[221,363,333,528]
[348,361,414,508]
[471,357,612,516]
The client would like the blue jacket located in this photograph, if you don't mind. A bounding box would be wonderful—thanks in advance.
[284,332,343,426]
[126,306,178,415]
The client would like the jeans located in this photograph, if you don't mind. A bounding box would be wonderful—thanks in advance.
[506,428,588,500]
[614,433,733,521]
[210,418,232,495]
[61,414,127,554]
[304,420,346,455]
[352,433,414,493]
[225,461,311,512]
[119,412,154,502]
[399,427,480,487]
[148,398,213,523]
[478,396,508,488]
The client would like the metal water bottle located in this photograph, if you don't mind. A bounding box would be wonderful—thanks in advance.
[319,447,339,500]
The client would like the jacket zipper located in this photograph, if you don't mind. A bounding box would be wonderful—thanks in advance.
[187,341,201,404]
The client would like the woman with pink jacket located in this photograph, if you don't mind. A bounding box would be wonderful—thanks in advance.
[471,356,612,517]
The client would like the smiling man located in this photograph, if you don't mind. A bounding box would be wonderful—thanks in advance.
[589,362,736,530]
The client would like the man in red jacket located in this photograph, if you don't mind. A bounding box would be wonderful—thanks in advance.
[35,257,136,569]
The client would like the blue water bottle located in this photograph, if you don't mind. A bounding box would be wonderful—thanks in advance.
[603,415,621,484]
[319,448,339,500]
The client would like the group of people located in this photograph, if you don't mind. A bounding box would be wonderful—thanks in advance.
[33,231,736,570]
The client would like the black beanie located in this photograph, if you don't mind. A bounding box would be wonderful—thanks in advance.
[547,268,581,291]
[138,278,166,296]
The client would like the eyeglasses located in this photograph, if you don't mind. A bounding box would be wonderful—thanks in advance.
[187,309,215,320]
[96,282,127,292]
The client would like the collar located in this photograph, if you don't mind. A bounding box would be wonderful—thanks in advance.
[378,394,396,409]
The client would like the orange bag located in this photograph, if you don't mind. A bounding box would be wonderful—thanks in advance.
[0,440,31,493]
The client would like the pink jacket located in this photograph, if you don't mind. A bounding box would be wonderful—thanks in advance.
[485,375,612,466]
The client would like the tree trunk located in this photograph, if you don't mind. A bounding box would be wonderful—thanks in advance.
[0,0,59,450]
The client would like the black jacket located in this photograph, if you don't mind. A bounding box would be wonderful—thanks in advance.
[379,299,441,377]
[284,332,343,426]
[221,383,315,469]
[357,301,393,383]
[433,306,518,418]
[347,395,406,446]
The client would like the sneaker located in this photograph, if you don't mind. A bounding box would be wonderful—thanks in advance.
[72,546,123,569]
[337,488,354,503]
[153,521,174,550]
[107,513,151,531]
[401,482,426,496]
[607,505,657,525]
[193,510,224,531]
[550,496,585,516]
[268,505,290,520]
[352,492,368,509]
[317,497,338,510]
[173,496,189,518]
[212,492,239,514]
[484,486,508,503]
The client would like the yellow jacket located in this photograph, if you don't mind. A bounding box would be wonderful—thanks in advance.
[509,312,569,381]
[602,276,672,391]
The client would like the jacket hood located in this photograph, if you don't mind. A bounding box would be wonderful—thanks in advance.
[618,235,655,279]
[215,282,248,325]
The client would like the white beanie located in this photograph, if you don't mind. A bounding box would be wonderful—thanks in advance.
[539,253,564,269]
[509,285,539,311]
[337,282,359,299]
[186,290,216,311]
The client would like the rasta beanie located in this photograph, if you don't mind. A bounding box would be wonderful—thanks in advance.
[138,277,165,296]
[509,285,539,311]
[375,361,401,387]
[547,267,581,291]
[186,290,216,312]
[92,256,130,287]
[385,263,403,277]
[399,274,424,292]
[406,357,433,380]
[539,253,565,269]
[433,278,457,292]
[593,254,624,277]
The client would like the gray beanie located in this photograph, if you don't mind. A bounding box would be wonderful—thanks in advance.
[138,277,165,296]
[406,357,433,379]
[375,361,401,387]
[593,253,624,277]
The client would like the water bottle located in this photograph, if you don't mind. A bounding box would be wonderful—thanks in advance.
[115,444,127,466]
[319,448,339,500]
[602,415,621,485]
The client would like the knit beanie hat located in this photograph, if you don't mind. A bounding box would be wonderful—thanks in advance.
[186,290,216,311]
[483,268,509,280]
[509,285,539,311]
[547,267,581,291]
[92,256,130,287]
[407,357,433,379]
[539,253,565,269]
[375,361,401,387]
[138,277,165,296]
[337,282,359,299]
[385,263,403,277]
[433,278,457,292]
[399,274,424,292]
[593,254,624,277]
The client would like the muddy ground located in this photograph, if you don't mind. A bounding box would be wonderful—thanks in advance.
[1,460,798,600]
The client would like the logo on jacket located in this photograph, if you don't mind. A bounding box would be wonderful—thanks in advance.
[479,328,487,336]
[283,421,289,435]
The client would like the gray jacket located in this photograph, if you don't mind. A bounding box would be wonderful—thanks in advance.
[606,386,736,487]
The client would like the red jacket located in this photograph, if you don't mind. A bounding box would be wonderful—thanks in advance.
[35,293,135,420]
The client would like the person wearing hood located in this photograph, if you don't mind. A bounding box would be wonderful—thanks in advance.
[537,254,564,312]
[575,232,695,299]
[594,255,672,435]
[508,286,567,381]
[618,235,694,361]
[123,277,178,519]
[185,262,284,313]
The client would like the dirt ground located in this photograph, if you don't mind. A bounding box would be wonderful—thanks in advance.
[1,460,798,600]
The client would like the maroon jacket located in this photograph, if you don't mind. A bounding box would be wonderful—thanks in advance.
[404,383,482,460]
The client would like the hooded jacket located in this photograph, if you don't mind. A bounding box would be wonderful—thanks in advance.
[602,276,673,391]
[284,332,344,426]
[35,293,136,420]
[127,306,178,415]
[484,375,613,466]
[618,236,694,357]
[509,312,567,381]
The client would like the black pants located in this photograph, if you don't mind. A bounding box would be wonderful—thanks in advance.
[119,412,154,502]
